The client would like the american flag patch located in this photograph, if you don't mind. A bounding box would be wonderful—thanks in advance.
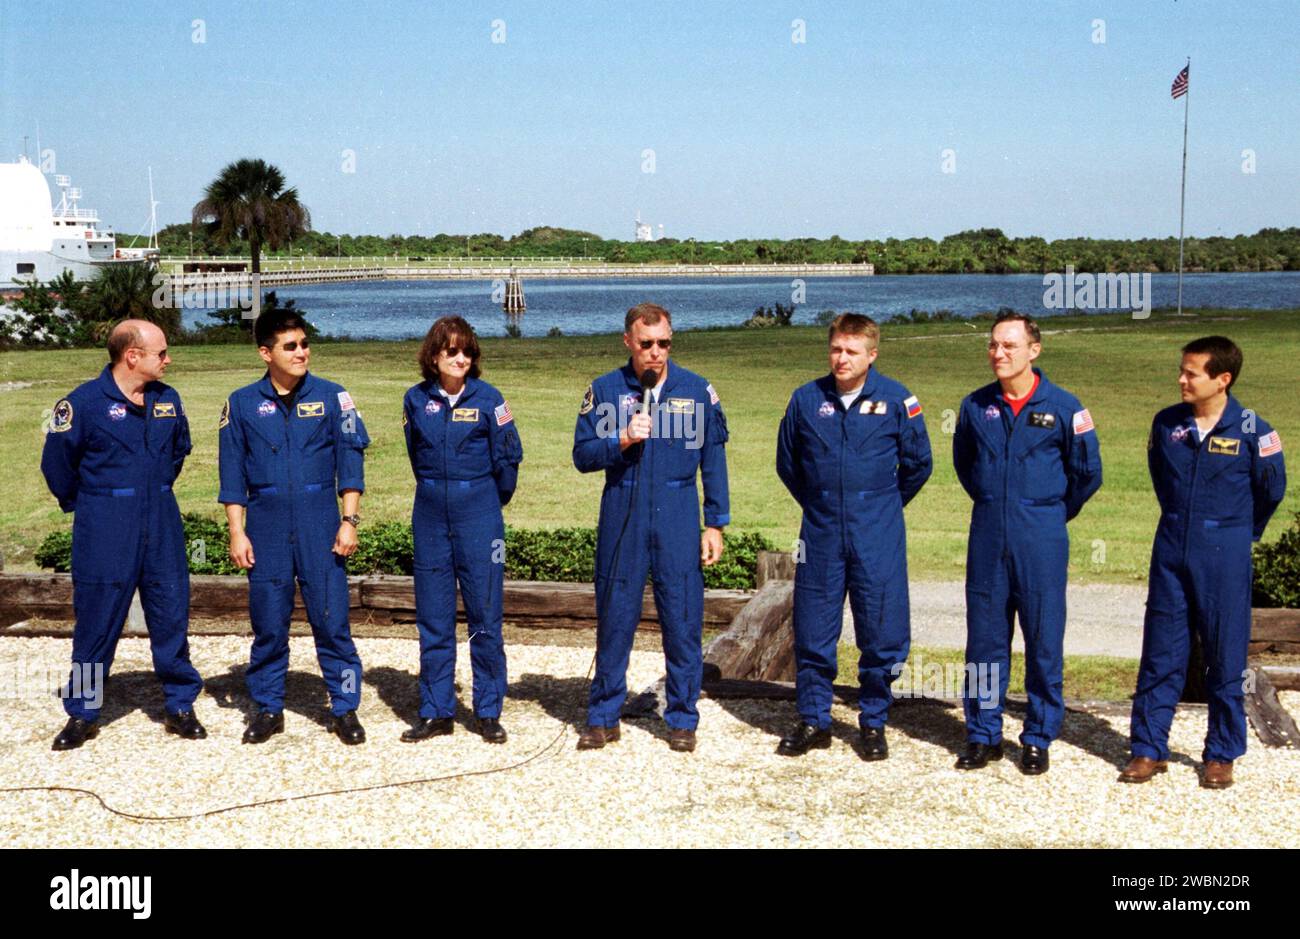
[1072,409,1095,435]
[707,383,719,405]
[904,395,922,418]
[495,401,513,426]
[337,391,355,411]
[1260,430,1282,457]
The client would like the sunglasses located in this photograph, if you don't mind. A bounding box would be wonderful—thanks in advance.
[280,339,309,352]
[441,346,473,359]
[637,339,672,350]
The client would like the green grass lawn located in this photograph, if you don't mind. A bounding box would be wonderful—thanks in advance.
[838,645,1141,702]
[3,307,1297,580]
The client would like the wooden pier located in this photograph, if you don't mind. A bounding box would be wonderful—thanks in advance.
[163,261,874,292]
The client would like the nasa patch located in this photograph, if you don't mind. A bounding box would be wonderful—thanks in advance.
[107,403,128,422]
[426,398,442,415]
[257,400,277,417]
[817,401,836,418]
[1170,425,1189,443]
[984,404,1001,420]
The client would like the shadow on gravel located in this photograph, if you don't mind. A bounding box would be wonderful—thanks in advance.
[706,684,1148,769]
[203,665,333,729]
[364,665,477,733]
[508,673,592,730]
[80,670,168,730]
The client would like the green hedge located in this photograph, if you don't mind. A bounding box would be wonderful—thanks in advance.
[35,510,1300,603]
[1254,511,1300,608]
[34,517,775,590]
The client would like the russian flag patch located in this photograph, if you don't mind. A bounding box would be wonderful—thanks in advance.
[904,395,922,419]
[1260,430,1282,457]
[1072,408,1095,435]
[495,401,513,426]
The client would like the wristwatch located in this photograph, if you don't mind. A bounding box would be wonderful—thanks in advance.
[341,514,362,527]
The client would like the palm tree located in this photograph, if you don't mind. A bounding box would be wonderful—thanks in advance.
[191,159,311,276]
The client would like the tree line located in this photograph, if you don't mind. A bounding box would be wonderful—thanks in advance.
[141,223,1300,274]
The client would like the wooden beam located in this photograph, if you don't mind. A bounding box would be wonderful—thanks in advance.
[1244,668,1300,749]
[0,572,749,632]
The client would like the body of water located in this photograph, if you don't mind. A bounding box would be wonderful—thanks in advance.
[182,271,1300,339]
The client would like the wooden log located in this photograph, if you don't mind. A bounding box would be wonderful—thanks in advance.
[1248,608,1300,653]
[0,573,73,625]
[755,550,795,587]
[1244,668,1300,749]
[360,575,746,628]
[0,572,749,632]
[1259,666,1300,692]
[702,579,795,682]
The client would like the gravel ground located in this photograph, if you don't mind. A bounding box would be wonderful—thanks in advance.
[853,581,1149,658]
[2,635,1295,849]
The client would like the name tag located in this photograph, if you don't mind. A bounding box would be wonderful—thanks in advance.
[152,402,176,418]
[1028,411,1056,429]
[296,401,325,418]
[665,397,695,414]
[452,408,479,422]
[1208,436,1240,456]
[859,400,887,415]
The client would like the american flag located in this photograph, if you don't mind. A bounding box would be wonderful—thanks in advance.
[1260,430,1283,458]
[1072,408,1095,435]
[495,401,513,426]
[1170,65,1189,100]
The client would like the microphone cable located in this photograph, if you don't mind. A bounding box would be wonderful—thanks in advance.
[0,375,654,823]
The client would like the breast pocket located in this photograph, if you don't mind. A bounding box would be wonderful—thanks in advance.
[454,421,492,473]
[1019,432,1066,501]
[297,418,335,482]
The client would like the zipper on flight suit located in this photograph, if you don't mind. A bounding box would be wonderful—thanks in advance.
[1183,429,1207,569]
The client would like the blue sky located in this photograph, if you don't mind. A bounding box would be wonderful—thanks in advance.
[2,0,1296,241]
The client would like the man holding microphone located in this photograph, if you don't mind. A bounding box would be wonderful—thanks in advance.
[572,303,731,753]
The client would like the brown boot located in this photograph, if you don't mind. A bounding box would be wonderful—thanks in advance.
[576,723,620,750]
[1201,760,1234,790]
[668,728,697,752]
[1118,756,1168,784]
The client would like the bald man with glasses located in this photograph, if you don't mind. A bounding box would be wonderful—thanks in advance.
[41,319,206,750]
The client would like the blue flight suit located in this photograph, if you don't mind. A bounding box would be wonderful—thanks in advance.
[403,377,523,720]
[953,368,1102,748]
[1130,397,1286,763]
[572,360,730,731]
[40,365,203,721]
[776,369,933,730]
[218,371,369,716]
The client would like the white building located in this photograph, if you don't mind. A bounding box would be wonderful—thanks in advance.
[634,211,662,243]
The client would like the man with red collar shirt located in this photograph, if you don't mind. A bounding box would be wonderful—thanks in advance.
[219,310,370,745]
[952,311,1102,774]
[40,320,205,750]
[572,303,730,753]
[1122,336,1286,789]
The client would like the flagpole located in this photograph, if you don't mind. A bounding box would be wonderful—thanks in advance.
[1177,57,1190,315]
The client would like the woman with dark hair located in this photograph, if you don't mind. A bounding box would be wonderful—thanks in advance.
[400,316,523,743]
